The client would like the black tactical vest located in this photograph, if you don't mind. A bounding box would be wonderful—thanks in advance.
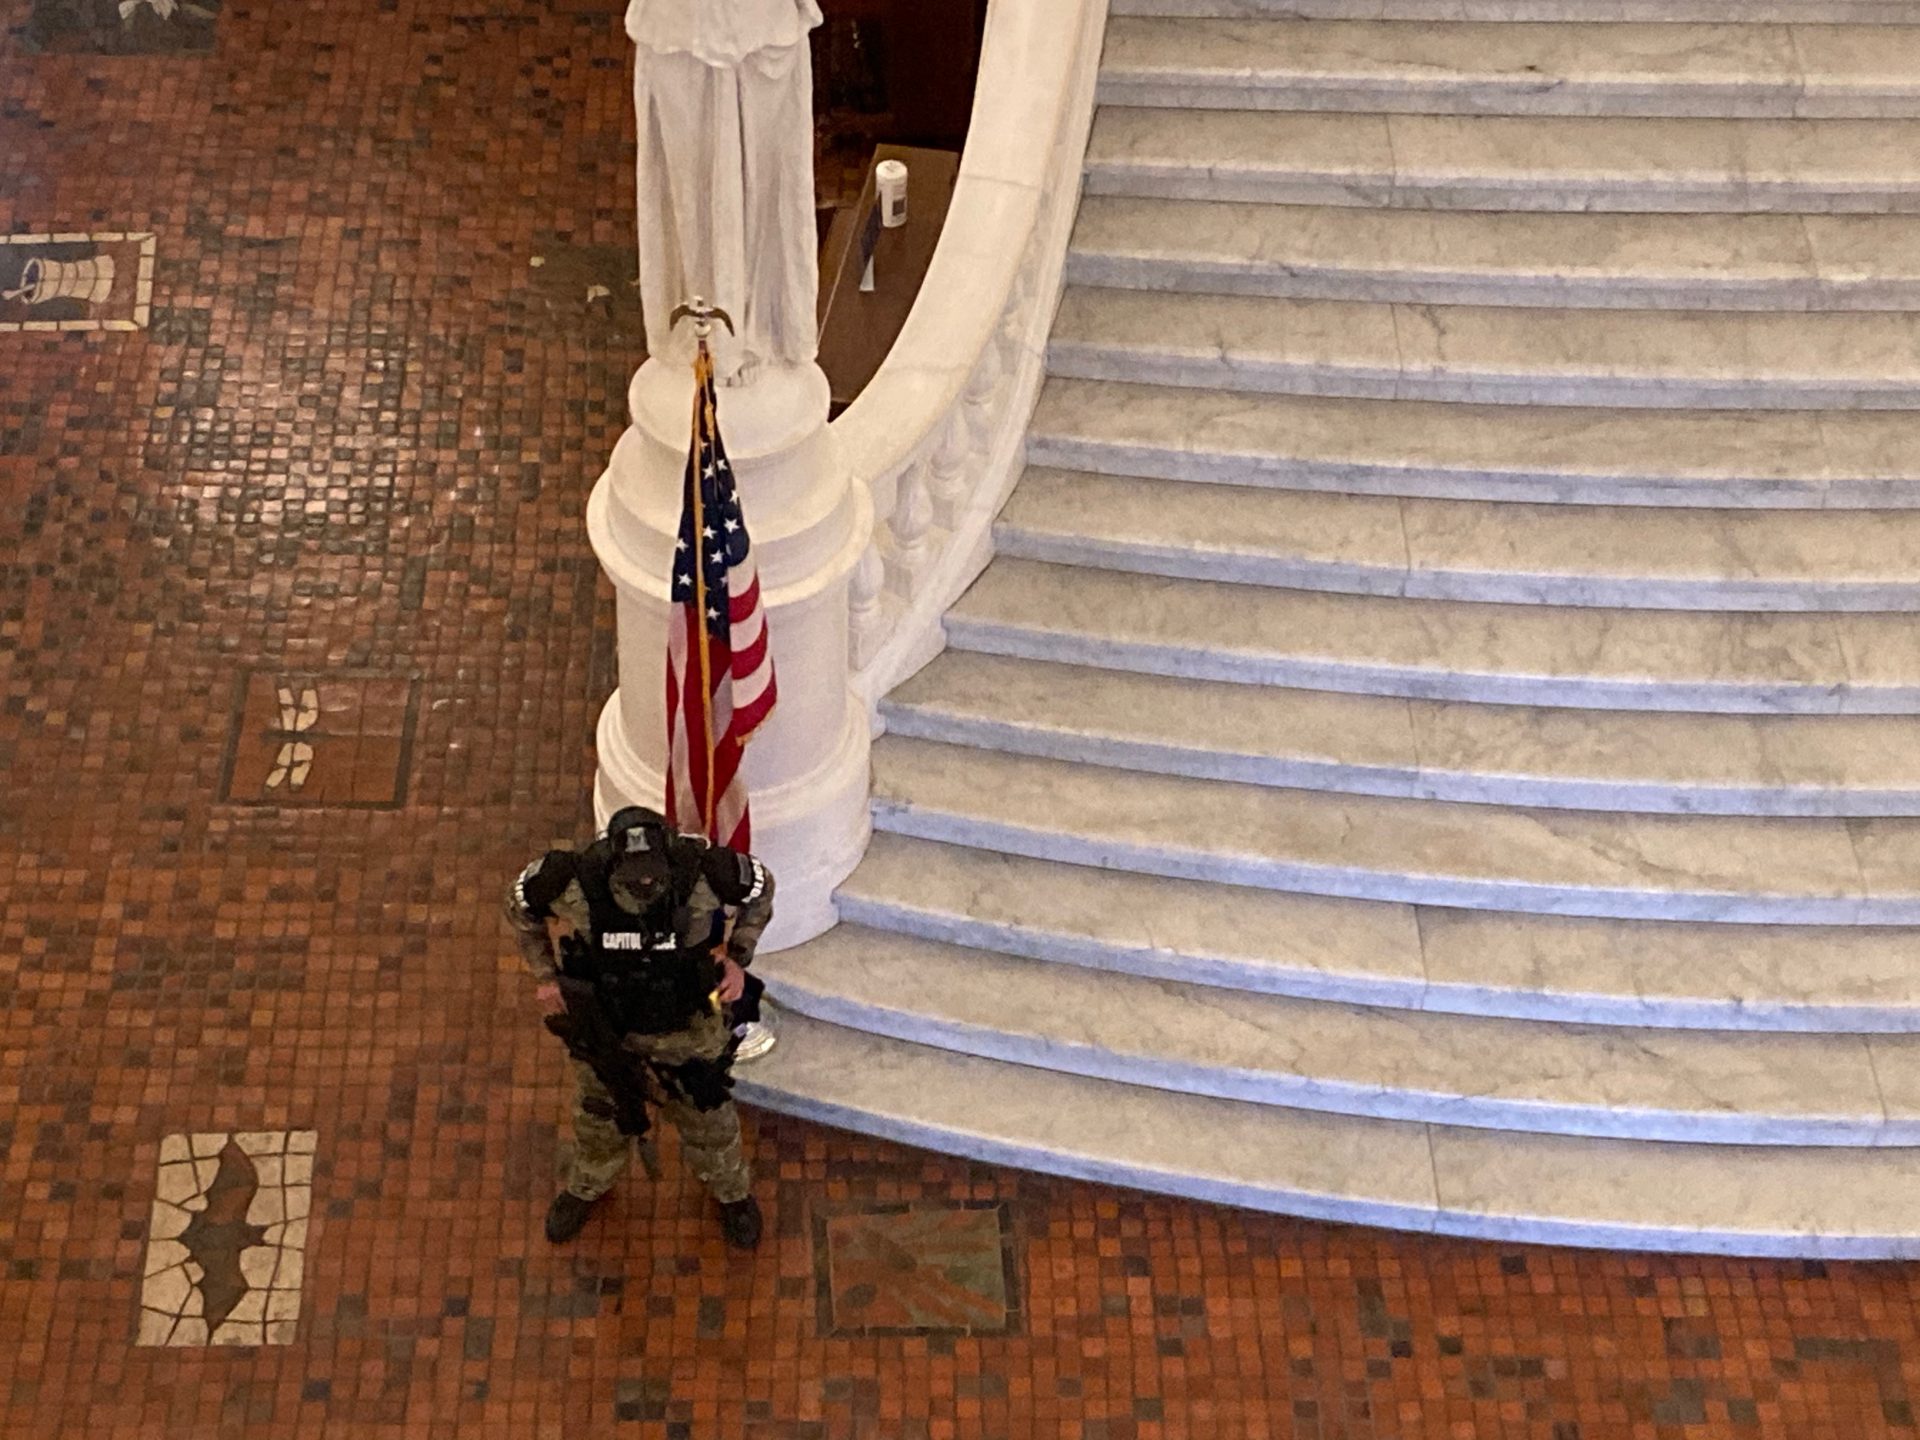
[566,836,721,1033]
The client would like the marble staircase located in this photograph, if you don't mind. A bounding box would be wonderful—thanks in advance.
[743,1,1920,1253]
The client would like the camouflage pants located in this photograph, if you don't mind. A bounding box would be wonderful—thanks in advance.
[565,1008,751,1205]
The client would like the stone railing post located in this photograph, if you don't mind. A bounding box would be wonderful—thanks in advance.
[584,1,872,951]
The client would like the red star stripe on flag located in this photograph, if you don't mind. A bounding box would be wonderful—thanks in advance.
[664,345,777,849]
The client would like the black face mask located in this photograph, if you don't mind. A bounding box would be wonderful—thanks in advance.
[608,856,671,919]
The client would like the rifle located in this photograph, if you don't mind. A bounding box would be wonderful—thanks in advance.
[542,957,664,1179]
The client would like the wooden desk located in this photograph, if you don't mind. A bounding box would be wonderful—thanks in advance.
[816,144,960,415]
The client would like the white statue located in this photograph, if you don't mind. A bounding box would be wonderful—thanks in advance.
[628,0,824,383]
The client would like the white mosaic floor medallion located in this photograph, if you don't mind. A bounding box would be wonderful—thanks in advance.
[0,231,155,332]
[138,1129,315,1347]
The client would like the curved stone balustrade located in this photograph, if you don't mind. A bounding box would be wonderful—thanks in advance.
[833,0,1113,710]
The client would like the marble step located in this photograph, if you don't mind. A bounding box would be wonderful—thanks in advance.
[762,924,1920,1145]
[1111,1,1920,21]
[738,1010,1920,1257]
[995,468,1920,611]
[1049,286,1920,410]
[946,557,1920,714]
[1067,198,1920,311]
[1099,18,1920,119]
[838,832,1920,1031]
[1026,378,1920,508]
[882,650,1920,816]
[1085,107,1920,212]
[868,734,1920,923]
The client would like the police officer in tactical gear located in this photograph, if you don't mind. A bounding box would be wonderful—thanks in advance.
[505,806,775,1250]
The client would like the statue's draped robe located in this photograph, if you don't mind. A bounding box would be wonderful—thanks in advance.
[629,0,823,380]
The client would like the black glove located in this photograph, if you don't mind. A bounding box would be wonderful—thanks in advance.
[728,970,767,1027]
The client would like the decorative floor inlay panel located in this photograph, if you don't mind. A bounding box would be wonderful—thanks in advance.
[219,672,418,808]
[522,241,644,341]
[139,1130,315,1347]
[0,233,154,333]
[24,0,220,55]
[815,1202,1019,1337]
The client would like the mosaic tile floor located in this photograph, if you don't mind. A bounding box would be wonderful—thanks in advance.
[7,0,1920,1435]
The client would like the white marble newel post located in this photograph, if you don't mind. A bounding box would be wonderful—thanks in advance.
[586,0,872,950]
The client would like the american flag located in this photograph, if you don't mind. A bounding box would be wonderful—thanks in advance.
[665,345,777,850]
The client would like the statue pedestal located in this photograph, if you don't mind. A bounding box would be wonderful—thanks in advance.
[587,355,872,950]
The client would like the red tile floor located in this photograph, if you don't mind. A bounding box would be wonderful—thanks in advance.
[6,0,1920,1435]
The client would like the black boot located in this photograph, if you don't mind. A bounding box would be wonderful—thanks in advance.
[545,1190,602,1245]
[718,1196,762,1251]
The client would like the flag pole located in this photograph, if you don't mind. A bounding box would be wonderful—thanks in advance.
[688,343,715,836]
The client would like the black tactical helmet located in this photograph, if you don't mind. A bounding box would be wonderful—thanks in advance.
[604,805,669,849]
[606,808,673,914]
